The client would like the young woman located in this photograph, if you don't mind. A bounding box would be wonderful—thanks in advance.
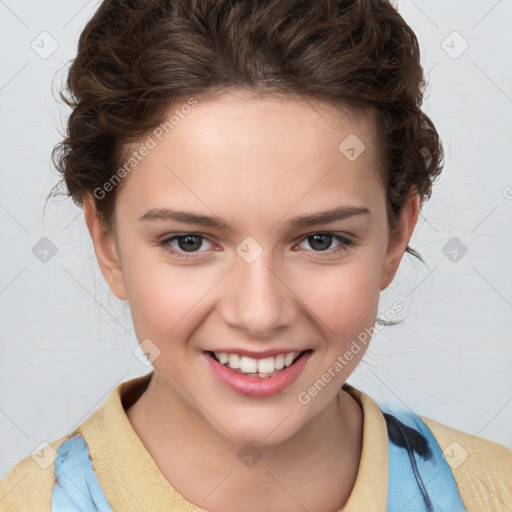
[1,0,510,511]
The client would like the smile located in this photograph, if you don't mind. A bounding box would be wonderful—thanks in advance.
[211,351,303,377]
[204,350,313,398]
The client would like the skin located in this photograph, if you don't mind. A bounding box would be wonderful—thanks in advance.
[84,90,419,512]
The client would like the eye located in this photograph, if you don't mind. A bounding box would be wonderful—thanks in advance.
[158,233,214,259]
[157,231,354,260]
[296,232,354,256]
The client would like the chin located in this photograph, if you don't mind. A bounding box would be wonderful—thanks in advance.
[212,413,305,449]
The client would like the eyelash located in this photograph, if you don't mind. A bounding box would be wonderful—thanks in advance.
[157,232,354,259]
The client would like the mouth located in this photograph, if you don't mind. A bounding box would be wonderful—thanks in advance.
[203,349,313,398]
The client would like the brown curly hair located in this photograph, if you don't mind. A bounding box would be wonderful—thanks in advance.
[49,0,443,262]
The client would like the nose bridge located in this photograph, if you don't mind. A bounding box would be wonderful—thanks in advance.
[222,242,294,335]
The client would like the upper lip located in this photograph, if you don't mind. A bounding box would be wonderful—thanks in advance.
[205,348,310,359]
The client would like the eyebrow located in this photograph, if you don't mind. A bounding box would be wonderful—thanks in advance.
[138,205,370,229]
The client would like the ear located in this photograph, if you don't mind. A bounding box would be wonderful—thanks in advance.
[83,194,127,301]
[380,190,420,291]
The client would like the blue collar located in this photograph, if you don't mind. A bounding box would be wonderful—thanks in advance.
[383,409,466,511]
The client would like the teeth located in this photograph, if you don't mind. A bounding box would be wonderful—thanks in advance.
[217,352,229,364]
[228,353,240,369]
[257,356,275,373]
[284,353,295,366]
[274,354,285,370]
[213,351,301,375]
[239,356,258,373]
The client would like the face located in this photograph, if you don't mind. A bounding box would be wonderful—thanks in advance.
[85,91,418,446]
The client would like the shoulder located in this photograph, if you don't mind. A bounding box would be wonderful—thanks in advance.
[422,416,512,512]
[0,432,75,512]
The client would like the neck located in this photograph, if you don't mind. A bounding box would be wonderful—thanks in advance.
[126,372,363,512]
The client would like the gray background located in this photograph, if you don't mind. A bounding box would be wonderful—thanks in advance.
[1,0,511,479]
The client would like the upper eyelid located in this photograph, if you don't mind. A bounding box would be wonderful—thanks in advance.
[159,231,352,241]
[160,232,215,244]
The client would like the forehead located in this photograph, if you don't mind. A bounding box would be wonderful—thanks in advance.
[154,90,380,164]
[116,92,385,226]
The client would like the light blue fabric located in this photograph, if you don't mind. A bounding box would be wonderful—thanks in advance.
[384,409,467,512]
[51,434,113,512]
[51,411,467,511]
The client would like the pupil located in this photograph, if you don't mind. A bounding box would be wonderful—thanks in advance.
[179,235,202,252]
[310,234,331,251]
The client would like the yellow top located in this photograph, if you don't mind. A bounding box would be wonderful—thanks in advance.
[1,372,511,511]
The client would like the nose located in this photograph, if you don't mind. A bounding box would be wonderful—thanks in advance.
[219,248,297,337]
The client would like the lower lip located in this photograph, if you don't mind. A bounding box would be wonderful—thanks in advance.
[204,351,312,398]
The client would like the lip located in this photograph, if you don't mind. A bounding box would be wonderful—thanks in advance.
[203,350,313,398]
[205,348,308,358]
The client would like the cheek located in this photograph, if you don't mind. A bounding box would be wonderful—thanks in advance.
[297,256,383,337]
[125,260,215,339]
